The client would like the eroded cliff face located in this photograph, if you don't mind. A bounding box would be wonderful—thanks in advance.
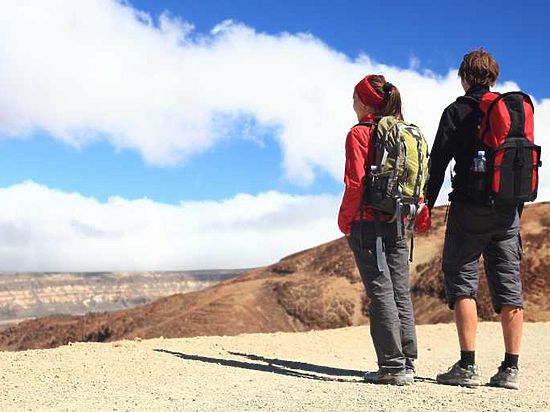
[0,270,240,328]
[1,203,548,351]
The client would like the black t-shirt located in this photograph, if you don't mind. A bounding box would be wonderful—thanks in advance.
[426,86,489,209]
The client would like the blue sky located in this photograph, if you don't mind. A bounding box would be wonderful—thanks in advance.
[2,0,548,204]
[0,0,548,270]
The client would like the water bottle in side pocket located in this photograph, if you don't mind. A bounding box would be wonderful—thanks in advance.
[470,150,487,196]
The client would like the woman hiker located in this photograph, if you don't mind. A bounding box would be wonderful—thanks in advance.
[338,74,429,385]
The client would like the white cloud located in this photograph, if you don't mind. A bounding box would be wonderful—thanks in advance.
[0,0,548,196]
[0,181,340,271]
[0,1,548,271]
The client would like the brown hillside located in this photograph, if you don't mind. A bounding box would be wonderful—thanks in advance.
[1,203,549,351]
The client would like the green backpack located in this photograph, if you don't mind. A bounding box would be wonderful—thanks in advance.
[358,116,429,262]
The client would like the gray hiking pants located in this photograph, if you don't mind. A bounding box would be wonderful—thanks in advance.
[442,202,523,313]
[347,221,418,371]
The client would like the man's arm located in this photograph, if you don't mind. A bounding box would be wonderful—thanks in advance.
[426,106,457,210]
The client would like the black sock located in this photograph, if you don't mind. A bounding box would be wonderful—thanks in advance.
[502,353,519,369]
[459,351,475,368]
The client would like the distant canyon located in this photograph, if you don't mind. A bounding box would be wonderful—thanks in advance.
[0,270,243,329]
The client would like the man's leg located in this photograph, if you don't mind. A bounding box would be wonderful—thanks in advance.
[441,204,484,356]
[483,219,523,389]
[437,203,486,386]
[501,305,523,355]
[483,214,523,357]
[454,296,477,352]
[498,305,523,389]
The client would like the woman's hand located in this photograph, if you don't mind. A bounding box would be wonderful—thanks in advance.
[414,204,431,234]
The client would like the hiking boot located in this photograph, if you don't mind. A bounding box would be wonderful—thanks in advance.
[364,369,414,386]
[489,366,519,390]
[405,366,415,379]
[436,361,481,387]
[405,359,416,378]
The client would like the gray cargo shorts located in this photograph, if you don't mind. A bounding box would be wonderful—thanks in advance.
[442,202,523,313]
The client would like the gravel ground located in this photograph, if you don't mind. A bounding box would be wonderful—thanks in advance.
[0,322,548,411]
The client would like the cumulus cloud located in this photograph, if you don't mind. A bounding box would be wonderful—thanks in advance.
[0,181,340,271]
[0,1,548,270]
[0,0,548,193]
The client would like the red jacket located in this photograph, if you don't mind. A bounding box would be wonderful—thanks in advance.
[338,113,377,235]
[338,114,431,235]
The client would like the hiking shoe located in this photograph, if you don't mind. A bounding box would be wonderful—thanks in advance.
[436,361,481,387]
[405,367,415,379]
[489,366,519,390]
[364,369,414,386]
[405,359,416,377]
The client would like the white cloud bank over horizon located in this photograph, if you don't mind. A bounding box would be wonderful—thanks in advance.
[0,181,341,271]
[1,180,548,271]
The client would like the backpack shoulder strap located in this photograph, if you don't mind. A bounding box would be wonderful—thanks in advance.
[456,95,480,105]
[484,92,505,119]
[456,92,493,145]
[352,121,378,165]
[480,91,533,143]
[485,91,534,119]
[353,122,375,128]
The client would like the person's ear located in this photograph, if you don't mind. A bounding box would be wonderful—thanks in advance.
[461,77,470,92]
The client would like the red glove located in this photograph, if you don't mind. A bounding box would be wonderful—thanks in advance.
[414,204,431,234]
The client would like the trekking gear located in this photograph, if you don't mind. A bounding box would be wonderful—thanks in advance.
[459,350,476,369]
[442,202,523,312]
[436,361,481,388]
[426,87,485,209]
[348,220,418,369]
[503,352,520,370]
[405,367,415,378]
[356,116,429,265]
[364,369,414,386]
[460,91,542,205]
[414,203,430,234]
[363,116,429,217]
[405,358,416,377]
[489,366,520,390]
[355,75,385,109]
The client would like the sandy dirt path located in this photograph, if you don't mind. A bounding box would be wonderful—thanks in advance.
[1,322,549,411]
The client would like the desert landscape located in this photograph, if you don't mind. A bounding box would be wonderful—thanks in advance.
[1,203,548,351]
[1,323,548,410]
[0,203,548,410]
[1,1,547,410]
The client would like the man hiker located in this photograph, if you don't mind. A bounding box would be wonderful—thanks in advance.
[426,49,539,390]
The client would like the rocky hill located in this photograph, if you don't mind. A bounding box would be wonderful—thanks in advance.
[1,203,548,351]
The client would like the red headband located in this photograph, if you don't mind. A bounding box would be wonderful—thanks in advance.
[354,75,384,109]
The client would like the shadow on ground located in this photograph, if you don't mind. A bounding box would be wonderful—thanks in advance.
[154,349,437,384]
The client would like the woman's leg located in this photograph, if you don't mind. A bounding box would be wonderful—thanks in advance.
[384,224,417,368]
[348,222,405,370]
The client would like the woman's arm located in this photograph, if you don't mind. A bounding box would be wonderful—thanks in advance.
[338,127,369,235]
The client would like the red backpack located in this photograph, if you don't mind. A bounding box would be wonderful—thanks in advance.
[467,91,542,205]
